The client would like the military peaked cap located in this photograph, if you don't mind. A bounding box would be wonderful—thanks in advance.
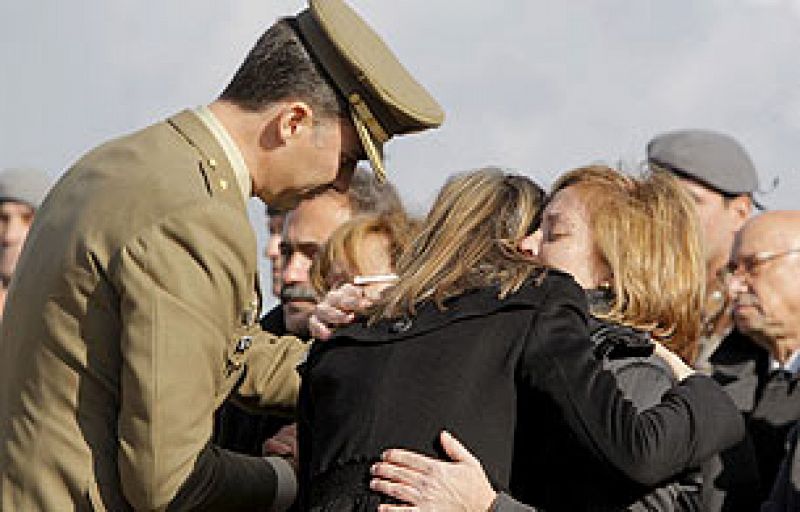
[296,0,444,181]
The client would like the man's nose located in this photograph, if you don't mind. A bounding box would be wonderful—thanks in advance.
[266,236,282,259]
[726,272,748,300]
[282,253,311,284]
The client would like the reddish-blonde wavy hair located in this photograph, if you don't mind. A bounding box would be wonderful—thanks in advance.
[310,212,417,296]
[550,165,705,362]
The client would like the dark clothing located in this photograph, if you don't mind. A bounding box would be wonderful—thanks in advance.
[704,329,800,510]
[510,296,702,511]
[298,271,744,511]
[213,305,296,456]
[493,493,537,512]
[762,422,800,511]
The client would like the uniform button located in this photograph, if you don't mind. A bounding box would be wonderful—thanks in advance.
[208,158,217,170]
[389,318,413,334]
[219,179,228,190]
[235,336,253,353]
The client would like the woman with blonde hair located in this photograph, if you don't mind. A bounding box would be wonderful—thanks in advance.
[298,167,742,512]
[543,164,704,361]
[511,165,707,510]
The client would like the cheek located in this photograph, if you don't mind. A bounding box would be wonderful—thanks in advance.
[539,245,576,273]
[757,278,800,320]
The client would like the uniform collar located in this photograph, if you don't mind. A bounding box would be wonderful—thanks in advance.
[194,105,252,202]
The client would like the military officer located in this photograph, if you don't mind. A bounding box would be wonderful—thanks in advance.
[0,0,443,510]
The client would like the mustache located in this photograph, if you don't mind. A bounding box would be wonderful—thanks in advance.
[280,284,318,303]
[733,294,760,308]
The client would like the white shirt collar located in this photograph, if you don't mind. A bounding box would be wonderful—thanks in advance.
[194,105,252,201]
[770,348,800,375]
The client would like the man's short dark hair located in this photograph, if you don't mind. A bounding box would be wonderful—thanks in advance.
[220,19,347,118]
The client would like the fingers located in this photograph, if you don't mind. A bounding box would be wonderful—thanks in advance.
[314,301,356,326]
[309,284,374,340]
[380,448,438,475]
[371,460,426,488]
[439,431,478,466]
[262,423,298,457]
[308,314,334,341]
[653,341,695,380]
[262,438,293,457]
[370,473,423,506]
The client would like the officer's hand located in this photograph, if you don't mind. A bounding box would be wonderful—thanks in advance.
[309,284,373,340]
[369,431,497,512]
[263,423,298,472]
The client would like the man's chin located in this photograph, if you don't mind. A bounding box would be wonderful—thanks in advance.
[733,310,764,337]
[262,193,300,212]
[283,303,314,336]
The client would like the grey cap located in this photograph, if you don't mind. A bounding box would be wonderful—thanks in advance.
[0,168,52,209]
[647,129,760,198]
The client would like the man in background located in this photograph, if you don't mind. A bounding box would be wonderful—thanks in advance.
[647,129,759,365]
[278,167,402,337]
[216,167,403,455]
[266,206,286,299]
[647,129,764,510]
[726,211,800,502]
[0,167,51,318]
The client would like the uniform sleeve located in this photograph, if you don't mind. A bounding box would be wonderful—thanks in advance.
[517,274,745,486]
[113,201,294,511]
[231,328,308,416]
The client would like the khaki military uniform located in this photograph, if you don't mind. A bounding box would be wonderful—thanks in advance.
[0,110,305,511]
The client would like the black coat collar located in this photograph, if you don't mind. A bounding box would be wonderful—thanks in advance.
[330,270,569,344]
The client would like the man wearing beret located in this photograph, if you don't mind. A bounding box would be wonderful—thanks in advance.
[0,0,443,510]
[647,129,766,510]
[0,167,52,319]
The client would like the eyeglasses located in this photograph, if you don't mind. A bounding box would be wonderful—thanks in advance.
[726,248,800,278]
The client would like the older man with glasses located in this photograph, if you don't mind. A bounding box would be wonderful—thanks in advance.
[720,210,800,507]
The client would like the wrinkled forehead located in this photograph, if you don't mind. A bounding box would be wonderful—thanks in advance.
[283,193,352,243]
[736,220,799,257]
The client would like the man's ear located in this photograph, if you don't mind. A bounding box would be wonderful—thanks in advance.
[728,195,754,230]
[276,101,315,144]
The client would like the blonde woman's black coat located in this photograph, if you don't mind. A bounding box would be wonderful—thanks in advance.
[297,271,744,511]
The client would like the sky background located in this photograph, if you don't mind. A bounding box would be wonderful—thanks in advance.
[2,0,799,307]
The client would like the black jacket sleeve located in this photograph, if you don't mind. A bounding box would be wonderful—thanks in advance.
[167,442,295,511]
[517,274,745,486]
